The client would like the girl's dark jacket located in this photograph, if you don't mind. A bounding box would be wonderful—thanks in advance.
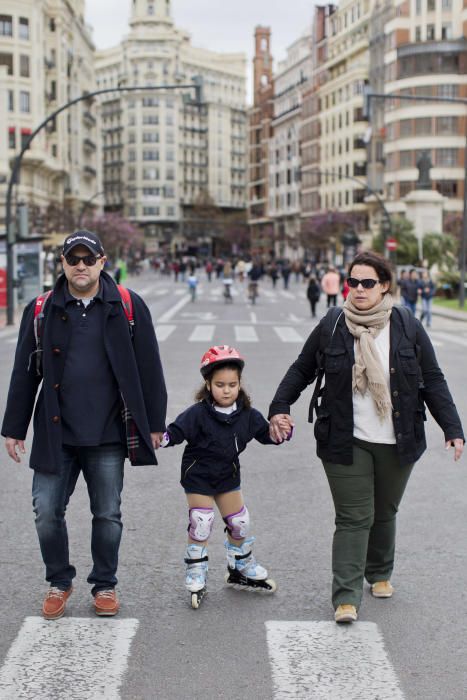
[1,271,167,473]
[268,307,464,467]
[164,398,275,475]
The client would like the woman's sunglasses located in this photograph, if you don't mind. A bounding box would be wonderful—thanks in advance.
[64,254,102,267]
[347,277,380,289]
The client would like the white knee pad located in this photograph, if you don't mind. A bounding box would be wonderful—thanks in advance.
[188,507,215,542]
[223,505,250,540]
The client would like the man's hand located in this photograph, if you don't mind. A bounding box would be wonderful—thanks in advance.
[445,438,464,462]
[151,432,164,450]
[269,414,294,443]
[5,438,26,463]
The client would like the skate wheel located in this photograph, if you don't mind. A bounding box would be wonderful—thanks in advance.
[265,578,277,593]
[191,593,199,609]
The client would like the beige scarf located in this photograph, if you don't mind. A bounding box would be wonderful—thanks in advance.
[343,294,394,419]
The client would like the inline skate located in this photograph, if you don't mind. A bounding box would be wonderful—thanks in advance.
[224,537,276,592]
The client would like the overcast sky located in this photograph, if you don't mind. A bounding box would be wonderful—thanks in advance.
[85,0,315,102]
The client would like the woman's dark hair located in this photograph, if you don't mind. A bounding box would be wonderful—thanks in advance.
[348,251,393,288]
[194,361,251,408]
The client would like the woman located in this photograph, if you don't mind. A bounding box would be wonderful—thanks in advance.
[306,277,321,318]
[269,251,464,623]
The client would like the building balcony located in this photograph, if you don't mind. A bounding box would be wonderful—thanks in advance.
[83,111,96,126]
[83,165,97,178]
[83,138,97,152]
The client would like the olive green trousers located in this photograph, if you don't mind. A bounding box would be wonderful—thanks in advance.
[322,438,414,610]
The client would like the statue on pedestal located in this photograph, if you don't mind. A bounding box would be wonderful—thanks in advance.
[416,150,432,190]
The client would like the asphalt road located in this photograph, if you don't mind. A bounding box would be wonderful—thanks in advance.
[0,270,466,700]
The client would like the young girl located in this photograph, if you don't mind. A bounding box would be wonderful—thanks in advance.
[162,345,289,608]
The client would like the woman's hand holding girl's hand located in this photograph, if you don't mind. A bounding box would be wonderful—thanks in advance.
[445,438,464,461]
[269,414,294,443]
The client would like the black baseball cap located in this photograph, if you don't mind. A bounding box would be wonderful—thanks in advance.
[62,230,104,257]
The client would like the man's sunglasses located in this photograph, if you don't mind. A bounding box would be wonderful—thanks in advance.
[347,277,380,289]
[64,254,102,267]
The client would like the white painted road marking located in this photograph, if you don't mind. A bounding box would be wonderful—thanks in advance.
[266,621,405,700]
[0,617,139,700]
[273,326,304,343]
[234,325,259,342]
[158,294,191,322]
[189,324,215,341]
[155,324,176,341]
[430,331,467,347]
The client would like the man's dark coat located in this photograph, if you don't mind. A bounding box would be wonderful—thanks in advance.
[2,271,167,473]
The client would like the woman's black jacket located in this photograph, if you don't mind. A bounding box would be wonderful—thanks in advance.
[1,271,167,473]
[268,307,464,466]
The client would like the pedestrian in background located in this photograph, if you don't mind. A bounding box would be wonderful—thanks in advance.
[400,268,419,314]
[2,230,167,620]
[306,277,321,318]
[321,266,340,307]
[268,250,464,624]
[418,270,436,328]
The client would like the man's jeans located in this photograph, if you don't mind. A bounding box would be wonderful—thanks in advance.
[32,444,125,595]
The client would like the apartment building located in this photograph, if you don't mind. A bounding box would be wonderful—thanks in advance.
[268,32,312,258]
[247,26,274,253]
[374,0,467,215]
[0,0,99,233]
[300,5,335,235]
[95,0,247,253]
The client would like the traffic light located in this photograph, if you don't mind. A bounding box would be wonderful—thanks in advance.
[192,75,204,104]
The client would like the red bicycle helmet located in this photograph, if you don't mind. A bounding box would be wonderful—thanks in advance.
[200,345,245,378]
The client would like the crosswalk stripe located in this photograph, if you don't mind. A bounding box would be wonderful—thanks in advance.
[156,324,176,341]
[189,325,215,342]
[266,621,405,699]
[279,290,296,299]
[273,326,304,343]
[430,331,467,347]
[0,617,139,700]
[234,325,259,342]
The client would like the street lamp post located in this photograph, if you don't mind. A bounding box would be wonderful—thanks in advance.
[4,80,203,325]
[364,91,467,307]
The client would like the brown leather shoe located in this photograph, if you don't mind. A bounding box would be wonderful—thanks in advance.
[334,604,358,623]
[94,589,119,616]
[371,580,394,598]
[42,586,73,620]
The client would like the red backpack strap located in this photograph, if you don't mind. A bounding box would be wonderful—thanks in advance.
[31,290,53,376]
[34,290,53,319]
[117,285,134,330]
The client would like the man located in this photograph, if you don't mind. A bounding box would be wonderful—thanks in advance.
[320,266,340,307]
[2,230,167,620]
[400,268,420,314]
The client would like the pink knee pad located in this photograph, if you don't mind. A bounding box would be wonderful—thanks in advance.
[188,507,215,542]
[223,505,250,540]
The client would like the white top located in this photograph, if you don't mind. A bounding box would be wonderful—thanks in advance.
[214,401,237,414]
[352,323,396,444]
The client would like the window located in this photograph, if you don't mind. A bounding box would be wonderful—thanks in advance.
[436,116,458,134]
[21,129,31,149]
[415,0,422,14]
[436,148,457,166]
[426,24,435,40]
[147,4,154,14]
[20,91,30,112]
[20,55,30,77]
[8,89,14,111]
[143,167,159,180]
[19,17,29,39]
[415,117,432,135]
[441,0,452,8]
[0,15,13,36]
[427,0,435,9]
[142,132,159,142]
[143,207,159,215]
[400,151,412,168]
[8,128,15,149]
[143,114,159,124]
[143,149,159,160]
[0,53,13,75]
[436,180,457,196]
[441,23,452,39]
[415,26,422,41]
[400,119,412,137]
[167,206,175,216]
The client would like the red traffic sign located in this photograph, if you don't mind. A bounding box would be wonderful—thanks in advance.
[385,238,398,251]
